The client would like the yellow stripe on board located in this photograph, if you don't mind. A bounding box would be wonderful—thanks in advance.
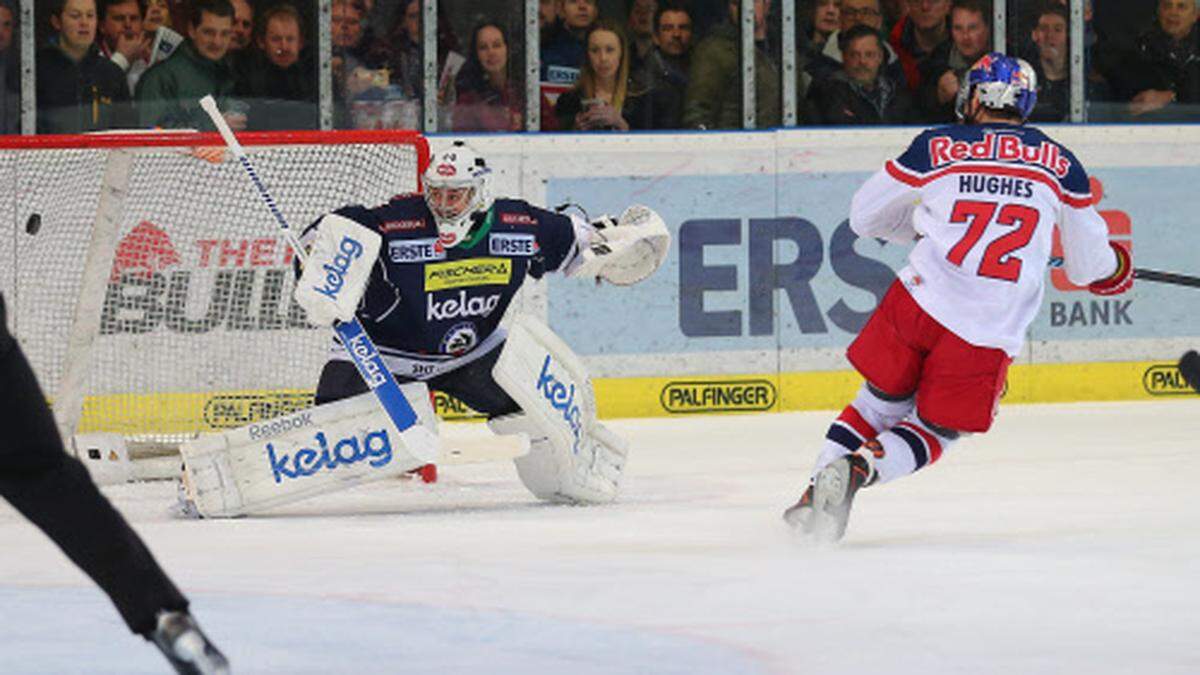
[1004,360,1197,403]
[73,361,1196,436]
[76,389,316,436]
[594,360,1198,419]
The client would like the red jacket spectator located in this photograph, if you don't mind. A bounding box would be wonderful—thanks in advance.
[888,0,951,92]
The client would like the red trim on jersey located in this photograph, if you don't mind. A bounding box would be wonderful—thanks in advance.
[838,405,879,441]
[896,421,945,465]
[885,159,1092,209]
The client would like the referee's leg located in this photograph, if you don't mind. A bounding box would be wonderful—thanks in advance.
[0,293,187,635]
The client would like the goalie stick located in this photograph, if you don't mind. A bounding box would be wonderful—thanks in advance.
[197,95,436,460]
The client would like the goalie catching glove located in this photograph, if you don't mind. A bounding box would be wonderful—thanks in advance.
[571,205,670,285]
[294,213,381,325]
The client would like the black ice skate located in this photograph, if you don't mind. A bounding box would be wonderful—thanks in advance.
[783,452,875,542]
[150,610,230,675]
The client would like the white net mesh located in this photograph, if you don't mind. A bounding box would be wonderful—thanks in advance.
[2,131,426,446]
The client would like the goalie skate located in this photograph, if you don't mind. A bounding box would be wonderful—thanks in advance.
[783,453,874,542]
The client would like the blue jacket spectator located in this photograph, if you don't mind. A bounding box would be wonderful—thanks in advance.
[541,0,598,87]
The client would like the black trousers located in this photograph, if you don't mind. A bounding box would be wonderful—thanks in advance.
[0,293,187,635]
[315,344,522,418]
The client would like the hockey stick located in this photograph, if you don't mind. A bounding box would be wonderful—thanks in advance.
[197,95,437,461]
[1133,268,1200,289]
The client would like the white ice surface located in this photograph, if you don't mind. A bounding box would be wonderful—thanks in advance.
[2,401,1199,675]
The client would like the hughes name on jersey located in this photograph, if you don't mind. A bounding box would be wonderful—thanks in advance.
[301,196,579,379]
[852,123,1118,356]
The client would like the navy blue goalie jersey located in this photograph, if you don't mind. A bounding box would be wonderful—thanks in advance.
[300,196,580,379]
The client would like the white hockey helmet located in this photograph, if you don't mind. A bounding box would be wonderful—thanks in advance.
[423,141,493,248]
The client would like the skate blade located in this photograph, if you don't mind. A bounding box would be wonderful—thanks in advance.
[171,634,231,675]
[783,503,840,545]
[782,503,813,531]
[169,479,204,520]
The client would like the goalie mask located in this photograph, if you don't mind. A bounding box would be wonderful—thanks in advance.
[423,141,493,248]
[955,53,1038,123]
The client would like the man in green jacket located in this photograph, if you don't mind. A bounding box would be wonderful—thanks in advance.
[135,0,242,130]
[682,0,781,129]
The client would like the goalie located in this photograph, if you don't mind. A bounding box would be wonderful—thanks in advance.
[291,140,669,506]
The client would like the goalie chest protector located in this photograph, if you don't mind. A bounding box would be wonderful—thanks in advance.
[306,196,578,361]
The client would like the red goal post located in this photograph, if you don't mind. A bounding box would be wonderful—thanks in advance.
[0,129,429,456]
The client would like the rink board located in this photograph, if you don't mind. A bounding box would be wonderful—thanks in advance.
[518,127,1200,377]
[8,126,1199,437]
[75,358,1195,435]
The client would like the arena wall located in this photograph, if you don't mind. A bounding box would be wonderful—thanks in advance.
[454,125,1200,417]
[4,126,1196,432]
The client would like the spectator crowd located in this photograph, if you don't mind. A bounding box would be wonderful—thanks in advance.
[1,0,1199,135]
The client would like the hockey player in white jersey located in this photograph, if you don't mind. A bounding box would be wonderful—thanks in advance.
[783,53,1133,542]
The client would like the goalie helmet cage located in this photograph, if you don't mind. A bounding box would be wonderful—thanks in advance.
[0,129,429,452]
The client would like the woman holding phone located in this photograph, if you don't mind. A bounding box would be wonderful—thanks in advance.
[554,18,649,131]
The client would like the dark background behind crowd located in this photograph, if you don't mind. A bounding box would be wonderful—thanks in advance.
[0,0,1194,135]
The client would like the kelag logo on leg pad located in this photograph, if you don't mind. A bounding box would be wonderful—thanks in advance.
[660,380,777,413]
[267,428,394,483]
[537,355,584,454]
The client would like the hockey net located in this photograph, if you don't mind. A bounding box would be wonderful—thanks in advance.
[0,130,429,459]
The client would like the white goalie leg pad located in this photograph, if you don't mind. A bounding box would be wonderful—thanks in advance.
[490,315,629,504]
[180,383,438,517]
